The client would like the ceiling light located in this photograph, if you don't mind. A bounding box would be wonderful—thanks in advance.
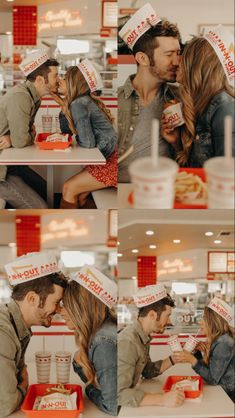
[214,240,222,244]
[205,231,214,236]
[149,245,156,249]
[131,276,137,280]
[132,249,139,253]
[117,241,120,246]
[146,230,154,235]
[8,242,16,248]
[6,32,12,35]
[173,239,181,244]
[7,1,15,2]
[117,253,123,257]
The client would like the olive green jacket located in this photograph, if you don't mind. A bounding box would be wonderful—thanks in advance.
[0,300,32,417]
[0,80,41,181]
[118,320,163,407]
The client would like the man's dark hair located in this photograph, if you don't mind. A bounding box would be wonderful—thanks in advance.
[138,294,175,319]
[26,58,59,82]
[133,20,181,66]
[11,273,67,308]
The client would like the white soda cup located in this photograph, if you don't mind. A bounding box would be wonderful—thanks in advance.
[129,157,178,208]
[163,102,185,127]
[167,335,183,352]
[42,115,53,133]
[184,336,199,352]
[204,157,235,208]
[35,351,52,383]
[55,115,61,133]
[55,351,72,384]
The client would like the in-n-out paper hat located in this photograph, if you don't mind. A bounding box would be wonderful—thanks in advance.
[203,25,234,88]
[134,284,167,308]
[77,59,103,92]
[208,297,233,324]
[5,252,59,285]
[19,50,49,77]
[119,3,161,50]
[73,265,117,308]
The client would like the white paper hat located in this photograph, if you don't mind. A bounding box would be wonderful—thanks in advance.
[134,284,167,308]
[203,25,235,88]
[5,252,59,285]
[19,50,49,77]
[77,59,103,92]
[208,297,233,324]
[119,3,161,50]
[73,265,117,308]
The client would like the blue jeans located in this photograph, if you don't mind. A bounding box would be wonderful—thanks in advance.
[0,167,47,208]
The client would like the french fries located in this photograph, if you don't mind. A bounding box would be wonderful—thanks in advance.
[175,171,207,203]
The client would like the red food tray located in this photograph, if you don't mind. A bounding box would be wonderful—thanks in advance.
[21,384,84,417]
[163,376,203,398]
[128,168,207,209]
[36,133,72,150]
[174,168,207,209]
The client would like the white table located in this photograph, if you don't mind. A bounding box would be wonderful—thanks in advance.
[0,143,106,208]
[118,364,235,418]
[7,361,109,418]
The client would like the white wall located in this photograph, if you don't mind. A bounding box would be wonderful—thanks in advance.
[118,0,234,42]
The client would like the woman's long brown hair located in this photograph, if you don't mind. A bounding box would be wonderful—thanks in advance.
[202,306,235,364]
[177,37,235,166]
[63,280,117,386]
[65,66,114,132]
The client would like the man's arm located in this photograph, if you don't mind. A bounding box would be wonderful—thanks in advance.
[5,92,35,148]
[0,328,26,417]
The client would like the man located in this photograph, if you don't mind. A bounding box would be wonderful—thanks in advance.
[118,4,182,182]
[0,50,60,208]
[0,252,67,417]
[118,284,185,408]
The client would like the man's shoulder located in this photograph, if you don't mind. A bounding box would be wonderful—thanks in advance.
[0,304,13,334]
[2,83,32,104]
[118,324,139,343]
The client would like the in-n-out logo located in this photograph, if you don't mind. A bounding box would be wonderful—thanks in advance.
[205,30,234,85]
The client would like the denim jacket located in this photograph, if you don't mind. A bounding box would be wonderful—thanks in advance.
[73,320,117,416]
[192,333,235,401]
[189,91,235,167]
[69,95,117,159]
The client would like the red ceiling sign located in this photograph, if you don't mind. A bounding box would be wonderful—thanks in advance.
[13,6,37,46]
[137,256,157,288]
[16,216,41,257]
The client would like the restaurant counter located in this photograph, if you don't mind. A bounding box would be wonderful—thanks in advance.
[7,361,109,418]
[118,363,234,418]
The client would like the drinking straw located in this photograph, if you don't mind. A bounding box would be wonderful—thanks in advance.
[194,328,201,338]
[62,334,65,351]
[224,115,232,160]
[43,335,45,352]
[151,119,159,167]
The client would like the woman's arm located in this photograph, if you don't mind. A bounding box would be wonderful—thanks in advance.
[86,338,117,415]
[211,101,235,157]
[70,101,96,148]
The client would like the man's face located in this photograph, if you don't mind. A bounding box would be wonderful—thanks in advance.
[45,66,59,93]
[35,284,64,327]
[149,37,181,82]
[154,305,172,333]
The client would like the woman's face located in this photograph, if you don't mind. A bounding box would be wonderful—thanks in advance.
[59,303,75,330]
[58,77,67,95]
[176,60,183,83]
[200,317,208,335]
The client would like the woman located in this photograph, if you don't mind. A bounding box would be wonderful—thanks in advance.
[59,268,117,415]
[52,60,117,209]
[174,298,235,401]
[162,32,235,167]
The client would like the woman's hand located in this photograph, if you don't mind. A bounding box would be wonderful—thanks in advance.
[160,115,181,150]
[50,92,68,114]
[0,135,11,150]
[172,350,197,366]
[196,342,208,352]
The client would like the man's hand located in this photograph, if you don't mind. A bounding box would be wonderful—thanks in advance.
[0,135,11,150]
[162,389,185,407]
[50,92,68,114]
[18,365,29,392]
[172,350,197,366]
[160,115,181,150]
